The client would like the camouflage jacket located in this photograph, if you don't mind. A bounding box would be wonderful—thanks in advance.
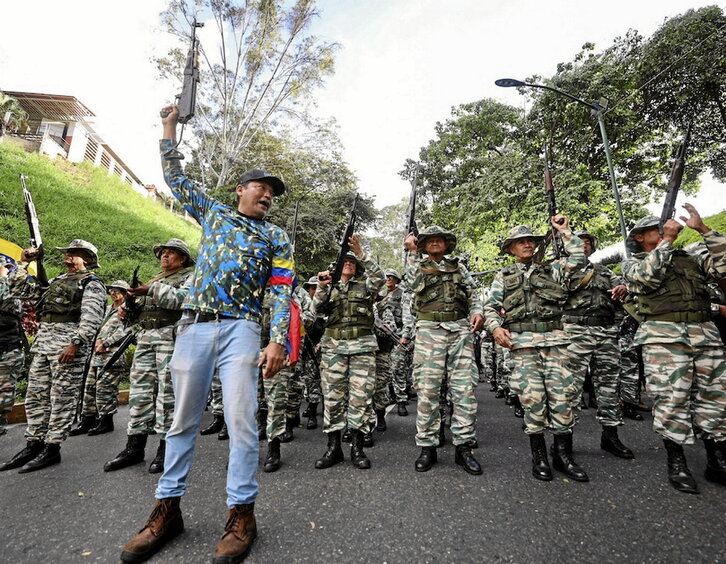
[90,306,131,368]
[621,229,726,347]
[401,255,482,340]
[483,230,585,349]
[312,252,385,355]
[161,140,293,345]
[9,265,106,356]
[135,267,194,331]
[0,274,23,350]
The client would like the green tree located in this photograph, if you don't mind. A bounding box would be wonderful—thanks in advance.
[0,91,28,138]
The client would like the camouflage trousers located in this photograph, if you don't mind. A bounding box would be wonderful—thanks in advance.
[642,342,726,445]
[565,326,623,427]
[80,365,125,417]
[619,332,641,405]
[285,361,306,419]
[412,321,477,447]
[495,344,512,391]
[261,365,295,440]
[320,350,376,433]
[480,339,495,384]
[127,327,175,438]
[0,347,24,431]
[372,350,392,411]
[301,347,323,405]
[24,348,87,444]
[390,345,413,403]
[210,370,224,416]
[510,344,575,436]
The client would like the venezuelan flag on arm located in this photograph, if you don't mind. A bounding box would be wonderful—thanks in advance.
[269,257,294,287]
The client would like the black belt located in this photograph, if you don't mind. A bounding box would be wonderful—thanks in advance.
[182,310,237,323]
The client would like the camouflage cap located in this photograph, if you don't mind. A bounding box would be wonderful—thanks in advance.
[107,280,130,292]
[574,229,598,250]
[499,226,545,255]
[153,238,195,266]
[384,268,401,281]
[303,276,318,289]
[55,239,100,269]
[626,215,660,253]
[417,225,457,253]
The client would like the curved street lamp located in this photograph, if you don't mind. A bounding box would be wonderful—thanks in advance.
[495,78,629,256]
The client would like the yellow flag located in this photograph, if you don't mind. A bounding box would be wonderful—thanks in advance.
[0,237,37,276]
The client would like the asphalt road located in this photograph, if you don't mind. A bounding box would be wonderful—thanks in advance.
[1,386,724,563]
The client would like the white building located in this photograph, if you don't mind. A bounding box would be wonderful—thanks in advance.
[4,91,147,195]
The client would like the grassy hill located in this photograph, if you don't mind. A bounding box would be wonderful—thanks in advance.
[0,139,201,283]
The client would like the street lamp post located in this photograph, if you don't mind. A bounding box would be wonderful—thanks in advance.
[495,78,629,256]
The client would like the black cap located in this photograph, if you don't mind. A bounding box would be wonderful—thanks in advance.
[237,169,286,196]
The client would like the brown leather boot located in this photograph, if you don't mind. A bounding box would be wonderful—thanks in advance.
[213,503,257,563]
[120,497,184,562]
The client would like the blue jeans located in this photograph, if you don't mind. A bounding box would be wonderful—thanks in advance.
[155,319,261,506]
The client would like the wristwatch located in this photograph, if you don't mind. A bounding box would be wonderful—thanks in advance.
[71,338,83,347]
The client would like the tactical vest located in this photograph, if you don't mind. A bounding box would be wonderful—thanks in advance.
[137,267,192,330]
[629,250,711,323]
[325,279,374,340]
[563,264,617,325]
[0,299,22,352]
[40,271,100,323]
[500,263,566,332]
[414,259,468,322]
[380,287,403,328]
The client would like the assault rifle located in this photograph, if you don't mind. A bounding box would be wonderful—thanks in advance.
[405,167,419,239]
[20,175,49,288]
[290,200,300,253]
[533,142,564,262]
[123,266,142,328]
[659,123,693,234]
[329,194,359,286]
[161,19,204,124]
[374,316,413,352]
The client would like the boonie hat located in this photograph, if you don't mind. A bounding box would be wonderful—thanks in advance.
[56,239,100,269]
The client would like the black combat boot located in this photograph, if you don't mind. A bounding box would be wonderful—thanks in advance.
[375,409,387,432]
[342,426,352,443]
[264,437,281,473]
[552,433,589,482]
[504,394,514,406]
[148,440,166,474]
[415,446,437,472]
[350,430,371,469]
[0,440,44,471]
[306,403,318,430]
[397,402,408,416]
[88,414,114,436]
[601,426,634,459]
[703,439,726,486]
[622,402,644,421]
[579,394,588,409]
[69,415,97,436]
[663,438,699,493]
[19,443,61,473]
[288,412,300,429]
[257,408,267,441]
[218,423,229,441]
[512,395,524,418]
[280,418,295,443]
[200,414,225,435]
[104,434,148,472]
[495,387,506,399]
[489,381,497,392]
[529,434,552,481]
[455,444,482,475]
[302,403,313,418]
[362,431,374,448]
[315,431,344,469]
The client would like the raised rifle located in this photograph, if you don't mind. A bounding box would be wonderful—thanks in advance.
[533,142,565,262]
[659,123,693,234]
[290,200,300,253]
[20,175,49,288]
[329,194,359,286]
[403,167,419,265]
[123,266,142,328]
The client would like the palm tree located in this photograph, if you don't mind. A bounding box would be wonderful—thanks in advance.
[0,92,28,139]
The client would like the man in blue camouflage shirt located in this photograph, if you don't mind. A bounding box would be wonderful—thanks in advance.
[121,105,293,564]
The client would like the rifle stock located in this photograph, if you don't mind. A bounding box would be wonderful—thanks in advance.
[659,124,693,233]
[533,143,564,262]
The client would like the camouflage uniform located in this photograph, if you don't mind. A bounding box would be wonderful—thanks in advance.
[126,266,193,438]
[82,304,131,417]
[380,284,409,404]
[371,299,397,413]
[563,261,625,427]
[618,314,641,406]
[484,228,585,436]
[494,343,511,394]
[621,225,726,446]
[313,253,385,433]
[284,285,317,419]
[479,330,495,386]
[402,242,482,449]
[10,256,106,445]
[0,272,24,434]
[209,371,224,417]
